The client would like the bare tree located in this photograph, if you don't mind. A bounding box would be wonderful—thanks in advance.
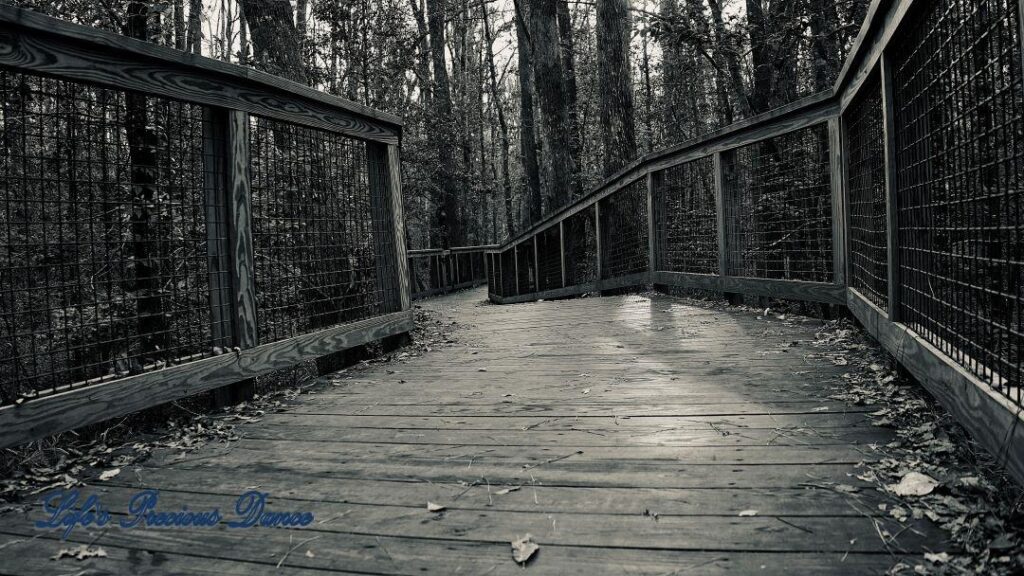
[596,0,636,176]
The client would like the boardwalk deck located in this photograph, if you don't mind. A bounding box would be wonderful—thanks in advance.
[0,288,949,575]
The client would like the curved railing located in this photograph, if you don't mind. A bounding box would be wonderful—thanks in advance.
[487,0,1024,484]
[408,245,497,299]
[0,5,410,447]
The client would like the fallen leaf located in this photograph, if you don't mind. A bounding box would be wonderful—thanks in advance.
[98,468,120,481]
[582,388,590,395]
[426,502,446,512]
[511,534,539,564]
[738,509,758,517]
[924,552,950,564]
[477,368,487,372]
[495,486,521,496]
[52,545,108,561]
[887,471,939,497]
[834,484,860,494]
[305,550,316,558]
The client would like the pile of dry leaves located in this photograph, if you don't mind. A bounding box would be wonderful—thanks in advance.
[812,318,1024,575]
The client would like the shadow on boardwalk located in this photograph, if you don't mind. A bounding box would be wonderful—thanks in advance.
[0,287,956,574]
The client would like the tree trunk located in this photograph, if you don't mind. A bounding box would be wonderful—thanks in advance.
[707,0,749,119]
[427,0,461,246]
[173,0,185,50]
[596,0,636,176]
[483,5,516,239]
[514,0,542,226]
[555,0,583,200]
[531,0,573,213]
[187,0,202,54]
[237,0,305,83]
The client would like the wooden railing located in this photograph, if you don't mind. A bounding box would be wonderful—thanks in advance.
[487,0,1024,485]
[0,6,410,448]
[408,245,496,300]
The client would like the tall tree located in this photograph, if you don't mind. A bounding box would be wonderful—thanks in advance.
[530,0,573,212]
[596,0,636,176]
[237,0,305,83]
[514,0,542,226]
[555,0,583,200]
[482,5,515,237]
[427,0,461,245]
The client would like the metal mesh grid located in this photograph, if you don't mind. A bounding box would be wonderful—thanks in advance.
[563,207,597,286]
[488,253,500,295]
[724,124,834,282]
[0,71,229,405]
[409,254,437,296]
[250,116,395,344]
[892,0,1024,405]
[655,156,718,274]
[500,248,516,296]
[844,70,889,310]
[600,179,649,280]
[457,253,471,284]
[536,225,563,292]
[516,239,536,295]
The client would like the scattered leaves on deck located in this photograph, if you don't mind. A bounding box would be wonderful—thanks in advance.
[511,534,539,564]
[52,545,107,561]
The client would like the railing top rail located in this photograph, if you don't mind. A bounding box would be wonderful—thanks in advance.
[0,4,402,144]
[408,245,501,256]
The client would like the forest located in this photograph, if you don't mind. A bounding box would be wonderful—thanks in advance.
[9,0,873,248]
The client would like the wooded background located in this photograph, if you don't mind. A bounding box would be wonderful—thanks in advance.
[9,0,871,248]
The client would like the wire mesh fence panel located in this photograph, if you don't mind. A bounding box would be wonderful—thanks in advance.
[655,156,718,274]
[844,71,889,310]
[409,254,435,296]
[500,248,516,296]
[600,179,649,280]
[564,207,597,286]
[0,72,230,405]
[488,253,500,294]
[892,0,1024,406]
[250,116,395,345]
[536,225,563,292]
[724,123,833,282]
[516,239,536,295]
[457,253,471,284]
[472,252,486,281]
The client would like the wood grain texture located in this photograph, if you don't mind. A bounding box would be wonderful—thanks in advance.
[387,145,412,310]
[828,117,847,287]
[881,53,900,321]
[0,9,400,144]
[227,111,258,350]
[0,312,412,449]
[847,290,1024,486]
[0,288,950,574]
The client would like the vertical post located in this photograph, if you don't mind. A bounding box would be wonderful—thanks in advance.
[559,220,567,288]
[881,53,900,321]
[514,244,521,295]
[828,116,847,289]
[536,235,544,293]
[368,142,410,312]
[594,202,603,289]
[715,150,740,304]
[212,109,257,407]
[647,171,657,284]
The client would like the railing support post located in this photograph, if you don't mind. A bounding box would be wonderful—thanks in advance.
[368,143,411,313]
[559,220,567,288]
[828,117,847,291]
[647,171,657,285]
[514,244,521,295]
[715,150,740,305]
[533,236,540,293]
[881,52,900,321]
[594,202,603,290]
[211,109,257,407]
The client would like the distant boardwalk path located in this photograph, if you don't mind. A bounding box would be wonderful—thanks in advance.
[0,288,947,575]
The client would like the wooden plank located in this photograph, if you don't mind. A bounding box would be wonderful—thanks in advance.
[387,144,411,310]
[490,282,597,304]
[0,14,399,145]
[847,289,1024,486]
[880,52,900,321]
[714,151,729,280]
[594,201,603,286]
[828,116,847,287]
[0,311,413,449]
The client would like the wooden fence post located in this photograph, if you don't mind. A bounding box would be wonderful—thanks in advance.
[647,171,658,284]
[594,202,603,289]
[211,109,258,407]
[559,220,567,288]
[881,53,900,321]
[370,141,409,311]
[715,150,740,304]
[533,236,540,293]
[828,117,847,289]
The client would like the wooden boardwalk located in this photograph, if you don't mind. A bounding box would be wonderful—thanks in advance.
[0,288,949,575]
